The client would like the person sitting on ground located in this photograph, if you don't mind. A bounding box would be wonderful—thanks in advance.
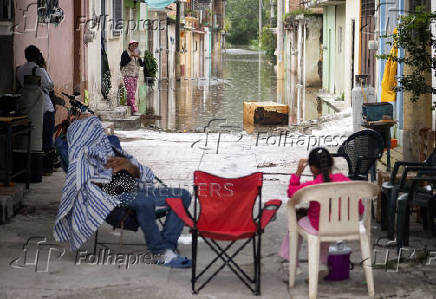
[54,116,192,268]
[278,147,364,280]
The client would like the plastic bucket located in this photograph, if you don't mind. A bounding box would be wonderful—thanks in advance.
[324,241,353,281]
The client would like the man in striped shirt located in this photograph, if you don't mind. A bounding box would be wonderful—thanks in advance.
[105,140,193,268]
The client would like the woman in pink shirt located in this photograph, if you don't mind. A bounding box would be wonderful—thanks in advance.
[279,147,363,276]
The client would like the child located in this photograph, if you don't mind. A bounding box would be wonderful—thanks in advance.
[279,147,363,277]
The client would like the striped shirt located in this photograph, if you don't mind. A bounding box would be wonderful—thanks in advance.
[53,116,154,250]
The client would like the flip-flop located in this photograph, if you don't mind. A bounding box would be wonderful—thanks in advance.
[164,255,192,269]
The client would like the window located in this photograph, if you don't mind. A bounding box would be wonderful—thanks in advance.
[0,0,12,20]
[361,0,375,17]
[113,0,122,36]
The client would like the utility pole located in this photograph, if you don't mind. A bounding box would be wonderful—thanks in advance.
[277,0,284,80]
[175,0,181,79]
[176,1,180,52]
[259,0,262,40]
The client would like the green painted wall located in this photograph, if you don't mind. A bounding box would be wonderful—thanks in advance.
[322,6,336,94]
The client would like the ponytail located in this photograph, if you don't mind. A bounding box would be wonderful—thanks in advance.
[308,147,334,182]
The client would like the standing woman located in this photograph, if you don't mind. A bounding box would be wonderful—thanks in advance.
[120,40,144,115]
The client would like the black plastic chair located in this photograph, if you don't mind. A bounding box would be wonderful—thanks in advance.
[396,168,436,251]
[332,129,385,181]
[381,148,436,239]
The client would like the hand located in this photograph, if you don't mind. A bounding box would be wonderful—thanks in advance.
[295,159,308,177]
[105,157,139,178]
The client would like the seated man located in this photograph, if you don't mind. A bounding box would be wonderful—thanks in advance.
[54,117,192,268]
[105,137,192,268]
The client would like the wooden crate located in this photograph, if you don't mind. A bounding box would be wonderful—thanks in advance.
[243,101,289,125]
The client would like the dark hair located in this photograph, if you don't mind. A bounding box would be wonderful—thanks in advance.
[308,147,334,182]
[36,53,46,68]
[24,45,41,62]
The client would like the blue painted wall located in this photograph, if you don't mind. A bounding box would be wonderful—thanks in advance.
[377,0,404,129]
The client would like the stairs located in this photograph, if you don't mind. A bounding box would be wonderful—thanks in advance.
[96,106,141,130]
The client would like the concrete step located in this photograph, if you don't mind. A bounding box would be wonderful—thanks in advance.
[97,106,131,121]
[111,116,141,130]
[0,184,25,224]
[94,101,112,111]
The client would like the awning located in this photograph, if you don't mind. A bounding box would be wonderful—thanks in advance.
[139,0,177,9]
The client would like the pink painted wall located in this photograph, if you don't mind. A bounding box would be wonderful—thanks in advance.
[13,0,75,94]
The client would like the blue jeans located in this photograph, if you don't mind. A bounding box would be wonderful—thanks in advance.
[128,187,191,253]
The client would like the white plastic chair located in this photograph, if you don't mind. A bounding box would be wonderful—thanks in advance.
[287,181,380,299]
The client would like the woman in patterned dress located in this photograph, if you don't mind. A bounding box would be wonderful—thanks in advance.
[120,40,144,114]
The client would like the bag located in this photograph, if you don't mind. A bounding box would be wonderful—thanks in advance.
[362,102,393,121]
[101,145,137,206]
[101,147,138,231]
[23,66,41,87]
[105,206,139,231]
[101,170,136,207]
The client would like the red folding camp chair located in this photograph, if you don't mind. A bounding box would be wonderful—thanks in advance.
[166,171,282,295]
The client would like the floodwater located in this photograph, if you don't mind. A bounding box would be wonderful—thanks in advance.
[140,48,318,132]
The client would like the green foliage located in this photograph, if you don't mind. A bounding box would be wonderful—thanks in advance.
[119,84,127,106]
[224,16,231,32]
[226,0,265,45]
[260,26,276,61]
[249,39,261,50]
[185,9,198,18]
[143,50,158,87]
[377,6,436,103]
[284,8,314,19]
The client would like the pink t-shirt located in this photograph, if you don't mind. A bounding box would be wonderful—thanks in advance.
[288,173,364,231]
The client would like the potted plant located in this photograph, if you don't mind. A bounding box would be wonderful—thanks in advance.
[143,50,158,88]
[185,9,197,18]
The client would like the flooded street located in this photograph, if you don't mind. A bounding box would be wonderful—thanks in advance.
[141,47,319,132]
[142,48,278,131]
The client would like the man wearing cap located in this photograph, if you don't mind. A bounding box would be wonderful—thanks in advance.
[120,40,143,115]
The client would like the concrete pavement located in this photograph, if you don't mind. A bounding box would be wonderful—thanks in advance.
[1,116,436,298]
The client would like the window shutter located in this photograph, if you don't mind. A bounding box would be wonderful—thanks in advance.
[113,0,122,36]
[0,0,13,20]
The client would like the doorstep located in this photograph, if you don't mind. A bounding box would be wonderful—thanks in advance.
[0,183,25,224]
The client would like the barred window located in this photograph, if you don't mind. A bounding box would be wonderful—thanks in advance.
[361,0,375,17]
[113,0,123,36]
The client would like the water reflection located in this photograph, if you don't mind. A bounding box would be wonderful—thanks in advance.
[142,48,278,132]
[141,48,319,132]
